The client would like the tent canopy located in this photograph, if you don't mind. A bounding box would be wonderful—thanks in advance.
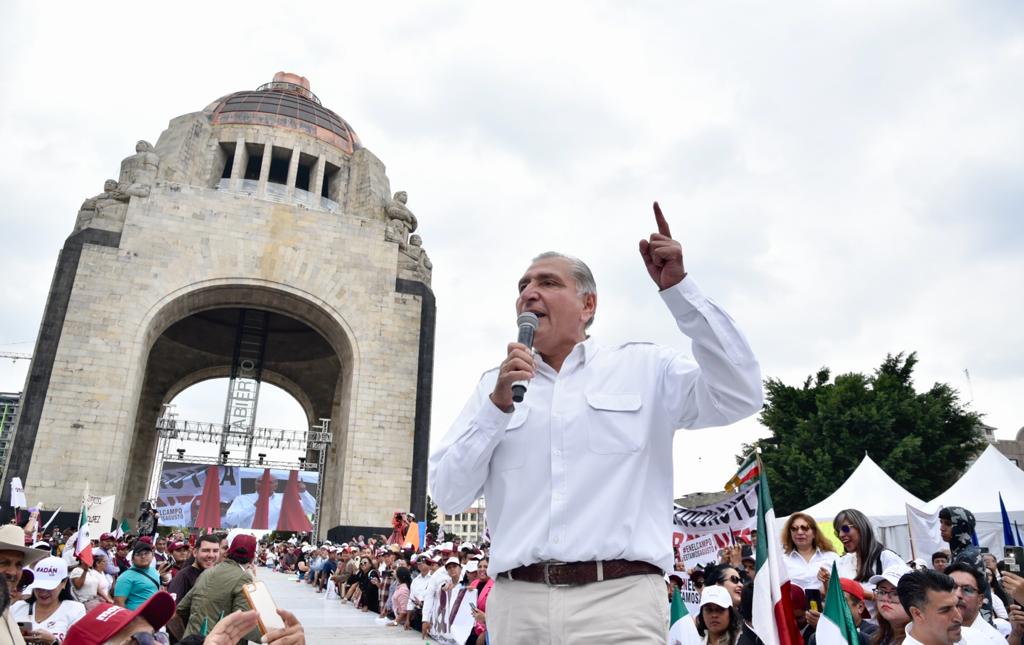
[800,454,929,526]
[928,444,1024,512]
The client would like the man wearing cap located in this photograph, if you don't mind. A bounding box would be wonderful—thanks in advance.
[806,579,876,645]
[429,206,763,641]
[91,535,119,578]
[0,524,47,645]
[62,590,175,645]
[113,540,161,611]
[176,533,260,642]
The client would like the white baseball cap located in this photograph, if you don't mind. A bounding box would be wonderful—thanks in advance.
[444,556,461,567]
[699,585,733,610]
[466,560,479,573]
[868,563,914,589]
[25,556,68,592]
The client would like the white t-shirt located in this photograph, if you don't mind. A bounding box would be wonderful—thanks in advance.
[69,567,109,604]
[10,600,87,642]
[783,548,839,592]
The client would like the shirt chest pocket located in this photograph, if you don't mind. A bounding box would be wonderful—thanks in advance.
[585,392,644,454]
[491,407,530,472]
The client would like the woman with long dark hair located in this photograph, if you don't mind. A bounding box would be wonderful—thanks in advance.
[696,585,744,645]
[704,564,745,608]
[832,509,903,587]
[866,567,911,645]
[10,556,86,643]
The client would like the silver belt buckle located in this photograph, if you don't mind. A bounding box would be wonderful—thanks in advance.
[543,560,570,587]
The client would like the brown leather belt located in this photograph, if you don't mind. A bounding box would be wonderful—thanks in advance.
[498,560,661,587]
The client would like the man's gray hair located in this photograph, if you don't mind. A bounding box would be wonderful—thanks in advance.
[531,251,597,329]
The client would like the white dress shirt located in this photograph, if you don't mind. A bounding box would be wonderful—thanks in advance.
[408,570,431,611]
[962,615,1007,645]
[784,548,839,591]
[429,277,762,576]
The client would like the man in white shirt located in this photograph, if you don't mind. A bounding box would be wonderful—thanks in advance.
[897,569,964,645]
[429,204,763,643]
[947,564,1005,645]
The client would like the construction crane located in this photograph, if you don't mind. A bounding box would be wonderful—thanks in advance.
[0,352,31,363]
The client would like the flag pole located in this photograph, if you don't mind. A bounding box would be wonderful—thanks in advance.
[905,506,917,561]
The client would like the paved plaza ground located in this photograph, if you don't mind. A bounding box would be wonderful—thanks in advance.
[259,568,437,644]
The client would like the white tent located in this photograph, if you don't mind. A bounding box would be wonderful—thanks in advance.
[798,454,930,560]
[928,444,1024,553]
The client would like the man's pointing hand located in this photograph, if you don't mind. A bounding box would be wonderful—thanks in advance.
[638,201,686,290]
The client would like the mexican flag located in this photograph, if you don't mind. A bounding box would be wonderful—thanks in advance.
[75,493,93,567]
[725,453,759,492]
[114,518,130,539]
[750,466,802,645]
[668,586,702,645]
[816,561,860,645]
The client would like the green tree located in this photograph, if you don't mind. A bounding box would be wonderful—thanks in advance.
[743,352,984,515]
[426,496,441,538]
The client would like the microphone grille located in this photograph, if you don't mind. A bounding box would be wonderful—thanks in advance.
[516,311,539,329]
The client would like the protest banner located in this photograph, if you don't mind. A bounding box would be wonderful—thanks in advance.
[679,534,721,570]
[86,495,115,537]
[673,483,759,535]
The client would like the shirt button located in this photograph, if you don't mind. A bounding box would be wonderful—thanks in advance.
[553,537,560,544]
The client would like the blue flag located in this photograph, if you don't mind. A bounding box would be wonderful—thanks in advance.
[1000,493,1016,547]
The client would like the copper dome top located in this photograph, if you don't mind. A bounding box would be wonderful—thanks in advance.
[205,73,362,154]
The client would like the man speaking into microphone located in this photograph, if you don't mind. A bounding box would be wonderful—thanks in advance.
[428,203,763,643]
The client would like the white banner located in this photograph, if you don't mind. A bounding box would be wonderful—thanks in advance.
[679,534,721,570]
[86,495,115,538]
[10,478,27,508]
[906,503,945,562]
[673,484,759,535]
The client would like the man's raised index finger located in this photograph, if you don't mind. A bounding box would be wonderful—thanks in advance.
[653,201,672,237]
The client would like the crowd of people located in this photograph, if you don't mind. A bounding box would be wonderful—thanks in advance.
[262,535,492,644]
[1,499,1022,645]
[669,505,1024,645]
[0,521,303,645]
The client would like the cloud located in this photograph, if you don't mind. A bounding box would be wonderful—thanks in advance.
[1,2,1021,502]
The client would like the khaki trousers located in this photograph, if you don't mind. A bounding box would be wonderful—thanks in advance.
[487,573,667,645]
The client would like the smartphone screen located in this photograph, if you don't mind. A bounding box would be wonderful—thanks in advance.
[242,581,286,634]
[805,588,823,612]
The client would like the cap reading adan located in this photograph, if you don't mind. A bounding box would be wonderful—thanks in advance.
[64,590,176,645]
[24,556,68,593]
[699,585,733,610]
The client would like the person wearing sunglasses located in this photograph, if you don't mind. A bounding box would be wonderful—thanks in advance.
[832,509,904,594]
[946,563,1006,645]
[705,564,744,609]
[781,513,838,593]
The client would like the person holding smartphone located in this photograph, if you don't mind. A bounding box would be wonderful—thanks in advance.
[10,557,86,644]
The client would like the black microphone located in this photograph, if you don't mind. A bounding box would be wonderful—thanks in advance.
[511,312,539,403]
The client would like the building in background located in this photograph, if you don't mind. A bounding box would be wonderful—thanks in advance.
[442,497,486,543]
[0,392,20,481]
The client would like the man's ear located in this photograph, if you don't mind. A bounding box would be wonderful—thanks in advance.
[909,605,924,623]
[582,293,597,324]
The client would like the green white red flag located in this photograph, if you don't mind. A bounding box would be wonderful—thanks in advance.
[816,561,860,645]
[114,518,130,539]
[669,585,702,645]
[725,453,759,492]
[751,465,802,645]
[74,489,93,567]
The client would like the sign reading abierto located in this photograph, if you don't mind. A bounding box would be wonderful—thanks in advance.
[673,483,759,535]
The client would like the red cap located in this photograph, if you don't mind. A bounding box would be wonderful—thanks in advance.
[839,578,871,619]
[64,591,175,645]
[789,584,807,610]
[99,533,115,541]
[168,541,188,552]
[137,536,154,544]
[229,534,257,560]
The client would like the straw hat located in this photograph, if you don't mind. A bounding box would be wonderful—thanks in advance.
[0,525,47,566]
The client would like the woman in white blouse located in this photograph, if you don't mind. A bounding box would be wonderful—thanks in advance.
[69,554,114,608]
[780,513,838,591]
[831,508,904,596]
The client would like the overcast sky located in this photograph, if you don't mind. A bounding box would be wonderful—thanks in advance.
[1,1,1021,501]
